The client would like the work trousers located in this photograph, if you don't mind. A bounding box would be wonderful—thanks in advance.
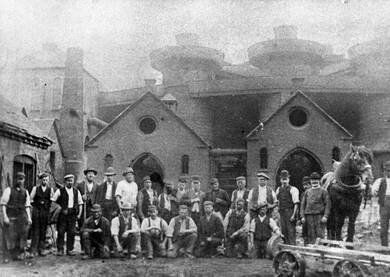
[57,211,77,253]
[167,233,197,258]
[305,214,325,245]
[254,239,269,259]
[196,240,221,257]
[31,207,49,253]
[82,232,109,258]
[114,233,140,256]
[225,233,247,257]
[279,208,296,245]
[380,199,390,246]
[3,213,29,259]
[143,233,166,257]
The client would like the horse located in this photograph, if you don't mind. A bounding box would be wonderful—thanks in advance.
[326,145,373,243]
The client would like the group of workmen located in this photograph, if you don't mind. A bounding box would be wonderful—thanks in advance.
[1,165,336,262]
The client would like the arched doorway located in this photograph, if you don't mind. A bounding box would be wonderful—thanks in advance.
[131,153,164,194]
[276,148,323,193]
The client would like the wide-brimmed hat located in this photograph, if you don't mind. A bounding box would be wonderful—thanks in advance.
[16,172,26,179]
[121,202,134,210]
[122,167,135,176]
[257,172,270,180]
[83,167,97,176]
[310,172,321,180]
[104,167,116,176]
[64,174,74,180]
[280,170,290,179]
[90,204,102,212]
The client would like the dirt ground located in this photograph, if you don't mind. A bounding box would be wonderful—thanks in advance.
[0,256,275,277]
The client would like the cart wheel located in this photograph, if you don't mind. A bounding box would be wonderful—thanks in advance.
[333,259,372,277]
[267,234,284,258]
[273,250,306,277]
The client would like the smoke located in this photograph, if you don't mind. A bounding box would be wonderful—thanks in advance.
[1,0,390,90]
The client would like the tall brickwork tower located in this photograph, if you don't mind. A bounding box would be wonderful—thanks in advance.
[58,47,86,180]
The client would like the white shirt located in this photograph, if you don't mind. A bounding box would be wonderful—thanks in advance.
[372,177,390,196]
[158,193,171,211]
[140,216,169,233]
[115,180,138,206]
[0,187,31,207]
[111,216,139,236]
[248,185,277,205]
[166,216,197,237]
[51,187,83,208]
[105,182,113,200]
[86,182,93,193]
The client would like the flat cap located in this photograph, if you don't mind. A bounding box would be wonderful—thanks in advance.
[384,160,390,170]
[302,176,310,184]
[236,176,246,181]
[236,198,245,205]
[178,176,188,183]
[38,172,49,179]
[203,200,214,206]
[64,174,74,180]
[122,167,135,176]
[191,175,201,182]
[179,204,189,209]
[280,170,290,179]
[310,172,321,180]
[257,172,270,180]
[16,172,26,179]
[121,202,135,210]
[90,204,102,212]
[210,177,219,184]
[143,176,151,183]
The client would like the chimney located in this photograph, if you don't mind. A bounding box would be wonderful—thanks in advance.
[144,78,156,92]
[58,47,85,181]
[291,77,305,89]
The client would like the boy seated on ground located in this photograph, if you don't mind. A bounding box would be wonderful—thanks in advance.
[166,204,198,258]
[81,204,111,260]
[111,203,140,259]
[249,202,281,259]
[140,205,169,259]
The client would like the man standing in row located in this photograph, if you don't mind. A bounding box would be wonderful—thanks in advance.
[95,167,119,222]
[276,170,299,245]
[224,198,250,258]
[248,172,277,217]
[183,175,205,227]
[52,174,83,256]
[158,181,178,224]
[300,172,331,244]
[1,172,32,262]
[30,172,54,257]
[231,176,249,211]
[137,176,158,222]
[116,167,138,210]
[204,178,230,219]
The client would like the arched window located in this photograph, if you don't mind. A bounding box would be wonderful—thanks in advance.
[260,148,268,169]
[332,147,341,162]
[52,77,62,109]
[104,154,114,171]
[181,155,189,174]
[13,155,36,192]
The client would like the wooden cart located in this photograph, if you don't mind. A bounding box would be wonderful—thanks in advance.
[272,238,390,277]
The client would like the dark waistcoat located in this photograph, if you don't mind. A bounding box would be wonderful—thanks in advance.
[254,216,272,241]
[278,186,293,210]
[7,187,27,217]
[378,178,389,207]
[226,210,246,237]
[57,187,79,214]
[33,186,51,209]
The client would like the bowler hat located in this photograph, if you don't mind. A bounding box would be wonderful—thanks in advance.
[257,172,270,180]
[38,172,49,179]
[280,170,290,179]
[122,167,135,176]
[64,174,74,180]
[178,176,188,183]
[203,200,214,207]
[191,175,201,182]
[236,176,246,181]
[310,172,321,180]
[143,176,151,183]
[16,172,26,179]
[104,167,116,176]
[302,176,310,184]
[384,161,390,170]
[83,167,97,176]
[90,204,102,212]
[121,202,134,210]
[210,177,219,184]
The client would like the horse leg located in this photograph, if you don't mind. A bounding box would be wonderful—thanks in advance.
[327,209,336,240]
[335,211,345,241]
[346,210,359,243]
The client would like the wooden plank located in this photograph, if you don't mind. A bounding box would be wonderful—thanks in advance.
[315,238,361,248]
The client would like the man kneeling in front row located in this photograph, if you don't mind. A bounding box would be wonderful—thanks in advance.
[111,203,140,259]
[167,204,198,258]
[141,205,169,259]
[81,204,111,260]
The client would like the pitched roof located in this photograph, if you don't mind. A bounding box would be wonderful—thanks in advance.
[0,94,53,148]
[86,92,209,147]
[246,90,353,139]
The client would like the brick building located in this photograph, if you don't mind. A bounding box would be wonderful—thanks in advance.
[5,25,390,194]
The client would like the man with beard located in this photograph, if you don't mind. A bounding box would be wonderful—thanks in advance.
[1,172,32,262]
[30,172,54,257]
[137,176,159,222]
[51,174,83,256]
[77,167,98,253]
[249,202,281,259]
[197,201,224,258]
[223,198,250,258]
[182,175,205,227]
[95,167,119,222]
[140,205,169,259]
[158,181,179,223]
[204,178,230,219]
[81,204,111,260]
[111,203,140,259]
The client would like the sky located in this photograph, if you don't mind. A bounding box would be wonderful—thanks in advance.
[1,0,390,90]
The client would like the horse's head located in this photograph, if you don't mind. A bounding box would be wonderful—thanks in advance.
[348,145,373,179]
